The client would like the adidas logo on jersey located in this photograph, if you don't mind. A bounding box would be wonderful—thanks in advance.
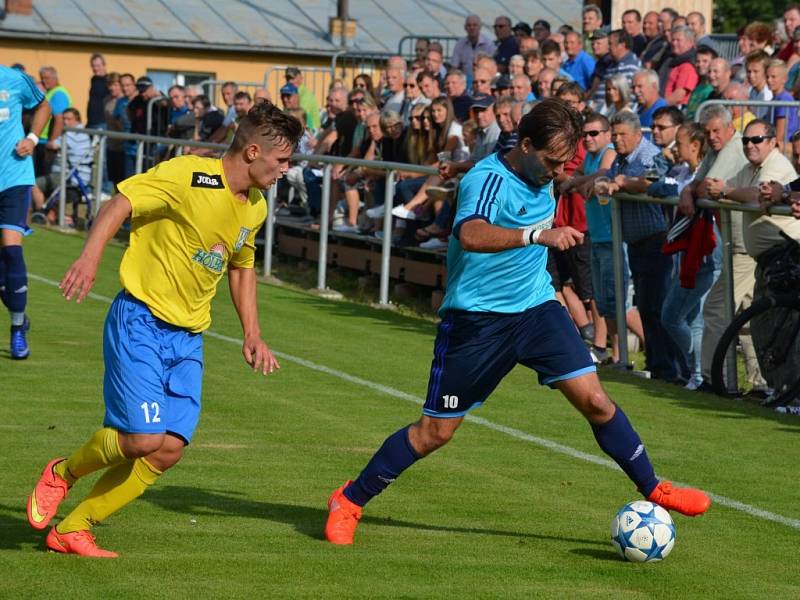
[517,206,527,216]
[192,172,224,189]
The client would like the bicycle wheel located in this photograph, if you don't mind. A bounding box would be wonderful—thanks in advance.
[711,294,800,405]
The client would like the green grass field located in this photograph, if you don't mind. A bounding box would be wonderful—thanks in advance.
[1,228,799,599]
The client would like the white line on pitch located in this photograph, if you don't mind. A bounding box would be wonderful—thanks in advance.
[29,272,800,531]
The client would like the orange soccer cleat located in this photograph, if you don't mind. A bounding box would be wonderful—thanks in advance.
[325,481,363,545]
[648,480,712,516]
[46,528,118,558]
[27,458,69,530]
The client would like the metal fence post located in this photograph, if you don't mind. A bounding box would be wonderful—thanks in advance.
[718,206,738,392]
[611,194,629,367]
[317,164,332,291]
[135,140,144,174]
[264,185,277,278]
[93,136,106,219]
[58,132,67,228]
[378,170,396,305]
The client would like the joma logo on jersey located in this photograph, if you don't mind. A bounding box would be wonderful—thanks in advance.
[192,243,227,273]
[191,172,224,189]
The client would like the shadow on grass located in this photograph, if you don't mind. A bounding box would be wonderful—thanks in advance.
[569,547,621,562]
[0,503,45,550]
[143,485,607,548]
[598,367,800,431]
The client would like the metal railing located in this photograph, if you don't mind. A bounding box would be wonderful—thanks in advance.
[57,126,800,382]
[397,35,461,64]
[331,51,388,89]
[611,191,795,390]
[56,127,437,307]
[696,99,800,141]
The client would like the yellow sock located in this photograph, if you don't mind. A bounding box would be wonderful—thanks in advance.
[54,428,127,486]
[57,458,162,534]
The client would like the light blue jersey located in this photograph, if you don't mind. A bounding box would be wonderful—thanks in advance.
[439,152,556,315]
[0,66,45,192]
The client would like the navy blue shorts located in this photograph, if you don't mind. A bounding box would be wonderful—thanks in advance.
[0,185,32,235]
[423,300,596,418]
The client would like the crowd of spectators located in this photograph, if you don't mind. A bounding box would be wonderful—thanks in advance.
[13,6,800,407]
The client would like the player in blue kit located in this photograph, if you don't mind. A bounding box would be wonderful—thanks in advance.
[325,99,711,545]
[0,65,51,359]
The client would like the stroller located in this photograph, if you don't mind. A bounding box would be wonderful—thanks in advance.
[32,135,96,229]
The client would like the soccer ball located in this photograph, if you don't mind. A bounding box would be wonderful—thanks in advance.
[610,500,675,562]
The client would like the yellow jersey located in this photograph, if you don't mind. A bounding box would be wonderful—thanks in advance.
[117,155,266,332]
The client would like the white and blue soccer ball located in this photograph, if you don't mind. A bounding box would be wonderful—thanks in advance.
[610,500,676,562]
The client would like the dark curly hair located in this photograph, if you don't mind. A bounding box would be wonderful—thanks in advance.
[229,101,303,152]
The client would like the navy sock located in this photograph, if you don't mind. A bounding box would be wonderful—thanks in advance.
[2,246,27,319]
[591,406,658,496]
[0,246,6,309]
[344,426,421,507]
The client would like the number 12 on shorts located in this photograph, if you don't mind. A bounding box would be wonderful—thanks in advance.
[442,394,459,409]
[140,401,161,424]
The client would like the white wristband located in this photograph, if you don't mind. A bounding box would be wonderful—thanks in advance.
[26,132,39,143]
[522,227,542,246]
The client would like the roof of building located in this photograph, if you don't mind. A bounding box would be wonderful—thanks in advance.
[0,0,582,56]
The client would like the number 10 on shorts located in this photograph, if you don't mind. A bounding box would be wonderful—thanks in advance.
[140,401,161,424]
[442,394,459,409]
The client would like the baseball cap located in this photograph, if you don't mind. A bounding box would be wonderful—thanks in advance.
[470,93,495,109]
[493,74,512,90]
[512,22,532,36]
[280,83,299,96]
[590,30,609,41]
[135,76,153,91]
[285,67,301,80]
[533,19,551,32]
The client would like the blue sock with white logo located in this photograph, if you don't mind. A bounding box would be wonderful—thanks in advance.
[591,406,658,496]
[2,246,27,326]
[344,426,421,507]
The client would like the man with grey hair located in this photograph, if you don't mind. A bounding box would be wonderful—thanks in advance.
[443,69,472,122]
[632,69,667,128]
[679,105,766,393]
[37,65,73,177]
[510,74,535,102]
[451,15,494,80]
[493,15,519,73]
[601,111,680,381]
[664,25,699,106]
[382,66,406,114]
[400,71,430,125]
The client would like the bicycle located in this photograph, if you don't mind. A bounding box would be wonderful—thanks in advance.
[711,232,800,407]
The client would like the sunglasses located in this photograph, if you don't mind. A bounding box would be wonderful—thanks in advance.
[582,129,608,137]
[742,135,774,145]
[403,83,417,88]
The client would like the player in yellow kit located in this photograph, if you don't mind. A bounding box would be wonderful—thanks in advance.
[25,102,302,557]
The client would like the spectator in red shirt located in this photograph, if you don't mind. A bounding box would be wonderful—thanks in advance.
[665,26,699,106]
[777,4,800,61]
